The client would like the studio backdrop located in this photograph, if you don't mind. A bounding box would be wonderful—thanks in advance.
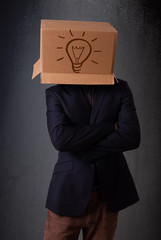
[0,0,161,240]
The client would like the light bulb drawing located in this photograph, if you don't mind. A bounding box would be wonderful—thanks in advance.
[66,39,92,73]
[57,30,102,73]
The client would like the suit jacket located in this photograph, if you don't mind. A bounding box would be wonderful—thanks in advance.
[45,78,141,216]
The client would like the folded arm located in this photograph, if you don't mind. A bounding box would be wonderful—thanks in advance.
[87,82,141,157]
[45,88,115,152]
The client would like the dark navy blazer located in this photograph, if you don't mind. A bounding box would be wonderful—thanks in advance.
[45,78,141,216]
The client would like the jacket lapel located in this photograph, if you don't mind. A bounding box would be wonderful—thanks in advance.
[63,84,109,124]
[63,85,91,123]
[76,85,108,124]
[90,85,108,124]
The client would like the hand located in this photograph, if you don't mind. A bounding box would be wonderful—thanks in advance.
[115,123,118,130]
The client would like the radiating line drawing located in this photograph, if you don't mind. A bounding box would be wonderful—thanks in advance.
[69,30,74,37]
[58,36,65,39]
[91,60,98,64]
[91,37,98,42]
[57,57,64,61]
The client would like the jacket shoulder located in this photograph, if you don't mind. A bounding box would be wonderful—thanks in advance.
[115,78,131,92]
[116,78,127,86]
[45,80,129,94]
[45,84,62,95]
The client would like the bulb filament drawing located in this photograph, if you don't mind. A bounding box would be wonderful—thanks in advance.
[57,30,101,73]
[66,39,92,73]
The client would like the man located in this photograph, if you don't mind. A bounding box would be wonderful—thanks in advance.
[43,77,141,240]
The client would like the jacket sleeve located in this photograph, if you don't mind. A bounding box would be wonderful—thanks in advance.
[87,82,141,156]
[45,88,115,152]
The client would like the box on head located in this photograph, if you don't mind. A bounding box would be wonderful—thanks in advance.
[32,19,118,85]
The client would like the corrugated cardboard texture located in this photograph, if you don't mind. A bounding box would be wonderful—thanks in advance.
[32,20,118,84]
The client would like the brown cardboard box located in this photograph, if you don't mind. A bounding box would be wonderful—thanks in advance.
[32,19,118,84]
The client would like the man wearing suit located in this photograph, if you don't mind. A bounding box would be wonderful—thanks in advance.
[43,77,141,240]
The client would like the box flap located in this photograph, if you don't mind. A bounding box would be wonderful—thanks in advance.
[32,58,40,79]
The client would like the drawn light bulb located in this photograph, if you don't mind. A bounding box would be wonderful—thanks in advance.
[66,38,92,73]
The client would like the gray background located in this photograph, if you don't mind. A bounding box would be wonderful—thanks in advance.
[0,0,161,239]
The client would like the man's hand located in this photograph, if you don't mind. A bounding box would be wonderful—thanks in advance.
[115,123,118,131]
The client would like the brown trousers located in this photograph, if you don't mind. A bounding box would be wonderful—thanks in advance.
[43,190,118,240]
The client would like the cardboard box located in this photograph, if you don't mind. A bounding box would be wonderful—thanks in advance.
[32,19,118,84]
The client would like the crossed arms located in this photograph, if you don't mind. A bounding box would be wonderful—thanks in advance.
[45,82,140,156]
